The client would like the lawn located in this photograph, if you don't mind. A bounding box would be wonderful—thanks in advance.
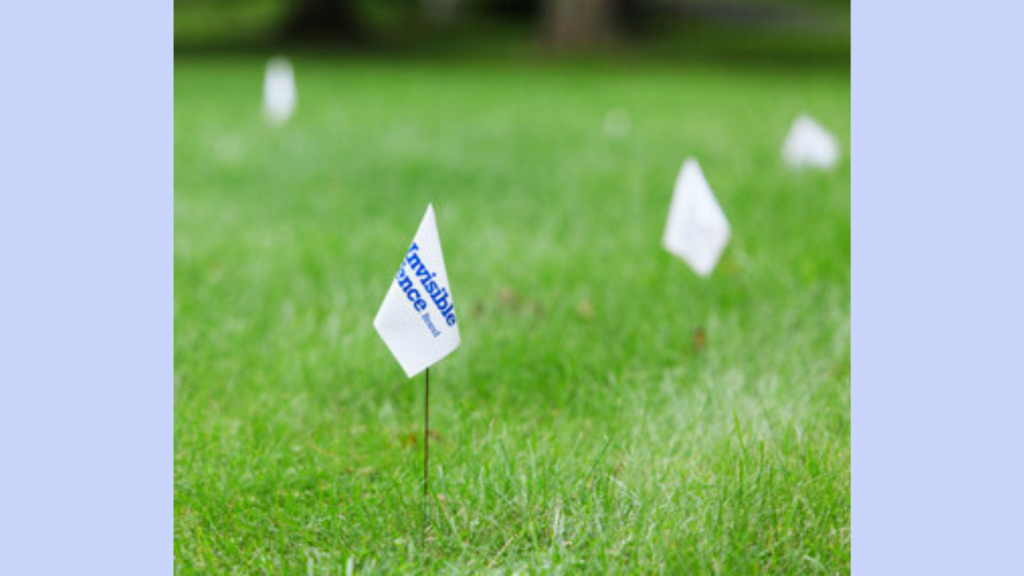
[174,56,850,573]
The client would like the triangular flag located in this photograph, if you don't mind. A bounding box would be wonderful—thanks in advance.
[781,114,840,170]
[374,205,461,377]
[263,57,296,126]
[662,158,731,277]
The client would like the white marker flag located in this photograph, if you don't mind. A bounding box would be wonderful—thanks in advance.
[782,114,840,170]
[374,205,461,377]
[662,158,731,277]
[263,57,296,126]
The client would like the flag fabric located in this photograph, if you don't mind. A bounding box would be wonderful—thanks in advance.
[263,57,296,126]
[781,114,840,170]
[662,158,731,277]
[374,205,461,378]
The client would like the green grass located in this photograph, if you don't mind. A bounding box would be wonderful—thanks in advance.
[174,57,850,573]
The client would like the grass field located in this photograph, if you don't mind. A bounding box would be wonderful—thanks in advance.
[174,57,850,573]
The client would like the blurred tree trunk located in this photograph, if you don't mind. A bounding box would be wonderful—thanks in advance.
[282,0,364,43]
[543,0,619,49]
[421,0,460,25]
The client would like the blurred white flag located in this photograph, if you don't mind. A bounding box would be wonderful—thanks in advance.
[263,57,296,126]
[662,158,731,277]
[374,205,461,377]
[782,114,840,170]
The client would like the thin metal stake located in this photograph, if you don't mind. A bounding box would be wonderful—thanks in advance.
[423,367,430,543]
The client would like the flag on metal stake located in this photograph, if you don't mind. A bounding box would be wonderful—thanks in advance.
[663,158,731,277]
[781,114,840,170]
[374,204,460,543]
[263,57,297,126]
